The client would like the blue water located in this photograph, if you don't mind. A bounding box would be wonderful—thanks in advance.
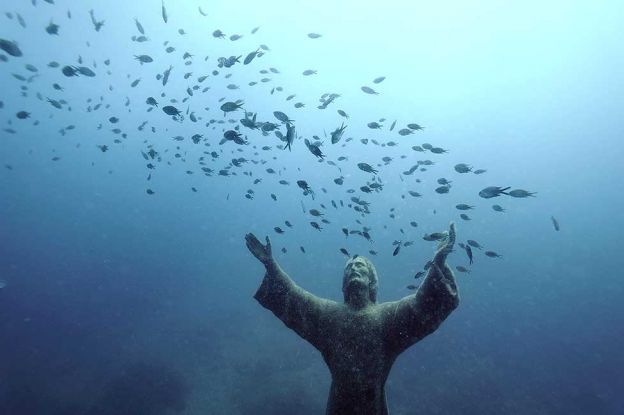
[1,1,623,414]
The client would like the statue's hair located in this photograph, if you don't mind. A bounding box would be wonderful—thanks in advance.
[342,255,378,303]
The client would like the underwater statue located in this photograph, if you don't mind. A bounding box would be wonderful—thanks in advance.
[245,222,460,415]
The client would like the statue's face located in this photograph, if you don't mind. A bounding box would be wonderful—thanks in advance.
[343,255,378,304]
[344,257,372,289]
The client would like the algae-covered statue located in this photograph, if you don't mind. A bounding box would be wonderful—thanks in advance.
[245,223,459,415]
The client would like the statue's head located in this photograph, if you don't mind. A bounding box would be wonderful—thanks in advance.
[342,255,378,304]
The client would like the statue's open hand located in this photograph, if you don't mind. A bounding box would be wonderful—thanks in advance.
[434,222,456,266]
[245,233,273,266]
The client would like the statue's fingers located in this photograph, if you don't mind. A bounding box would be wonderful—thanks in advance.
[246,233,264,255]
[448,222,456,246]
[265,236,272,252]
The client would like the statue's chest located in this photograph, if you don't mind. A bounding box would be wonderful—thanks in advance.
[320,311,391,379]
[323,310,386,356]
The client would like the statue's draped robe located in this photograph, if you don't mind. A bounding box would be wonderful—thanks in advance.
[255,262,459,415]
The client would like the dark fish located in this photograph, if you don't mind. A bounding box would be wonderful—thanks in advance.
[467,240,483,250]
[283,122,296,151]
[46,21,60,35]
[361,86,378,95]
[508,189,536,198]
[407,123,424,130]
[373,76,386,84]
[222,130,247,145]
[17,13,26,28]
[162,105,181,116]
[357,163,378,174]
[89,9,104,31]
[161,0,168,23]
[0,39,23,57]
[309,209,323,217]
[392,245,401,256]
[62,65,80,77]
[455,266,470,273]
[307,33,322,39]
[465,245,473,264]
[134,18,145,34]
[423,232,447,241]
[134,55,153,64]
[406,285,418,290]
[304,139,324,160]
[340,248,350,257]
[243,49,259,65]
[273,111,292,123]
[454,163,472,173]
[47,98,62,109]
[330,123,347,144]
[220,101,244,115]
[485,251,502,258]
[414,271,425,279]
[479,186,510,199]
[551,216,560,231]
[76,66,96,77]
[297,180,314,199]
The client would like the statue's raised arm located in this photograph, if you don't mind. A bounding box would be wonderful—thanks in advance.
[381,223,460,356]
[245,233,336,351]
